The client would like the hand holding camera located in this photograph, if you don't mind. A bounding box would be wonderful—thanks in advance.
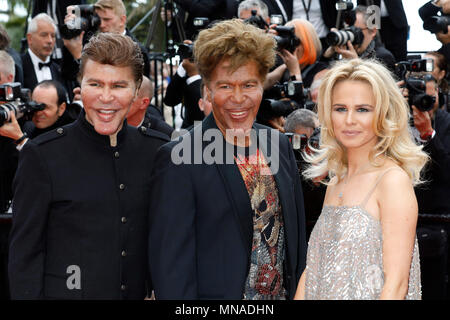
[177,40,198,77]
[411,105,433,139]
[0,112,24,143]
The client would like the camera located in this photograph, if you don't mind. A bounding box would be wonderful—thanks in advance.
[273,80,313,108]
[192,17,210,29]
[326,26,364,47]
[0,83,45,127]
[270,15,283,25]
[423,15,450,34]
[336,0,354,11]
[395,59,436,112]
[285,132,308,151]
[244,10,269,30]
[274,26,301,53]
[59,5,101,40]
[259,80,314,122]
[405,76,436,112]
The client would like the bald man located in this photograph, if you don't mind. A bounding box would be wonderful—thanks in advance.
[127,76,174,138]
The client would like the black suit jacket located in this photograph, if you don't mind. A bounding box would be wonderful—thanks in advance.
[163,71,203,128]
[277,0,337,29]
[415,109,450,214]
[21,52,62,92]
[8,112,169,299]
[148,114,307,299]
[358,0,408,29]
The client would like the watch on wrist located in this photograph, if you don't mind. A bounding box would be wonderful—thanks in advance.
[14,133,28,145]
[420,129,434,141]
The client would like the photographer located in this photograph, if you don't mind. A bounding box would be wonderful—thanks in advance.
[62,0,151,91]
[265,19,327,92]
[8,33,169,300]
[323,5,396,72]
[0,80,77,149]
[0,52,19,214]
[163,40,203,129]
[238,0,271,28]
[419,0,450,62]
[408,75,450,215]
[425,51,449,111]
[284,108,324,240]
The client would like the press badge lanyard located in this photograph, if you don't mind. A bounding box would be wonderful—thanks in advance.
[301,0,312,21]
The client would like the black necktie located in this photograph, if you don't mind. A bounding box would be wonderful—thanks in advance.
[38,61,52,70]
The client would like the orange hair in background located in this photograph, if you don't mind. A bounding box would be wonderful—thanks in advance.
[285,19,322,67]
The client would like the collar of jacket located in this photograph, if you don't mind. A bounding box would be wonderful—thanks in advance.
[75,109,129,148]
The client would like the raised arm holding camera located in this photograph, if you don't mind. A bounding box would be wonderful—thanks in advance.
[410,75,450,215]
[419,0,450,62]
[324,5,395,72]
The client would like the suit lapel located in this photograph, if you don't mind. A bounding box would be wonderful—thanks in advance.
[257,126,297,272]
[201,115,253,257]
[22,52,38,90]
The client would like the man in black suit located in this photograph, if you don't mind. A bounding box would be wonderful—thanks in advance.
[324,5,396,72]
[163,44,203,129]
[411,76,450,215]
[358,0,409,62]
[8,33,169,299]
[419,0,450,63]
[62,0,151,95]
[21,13,63,92]
[148,19,307,300]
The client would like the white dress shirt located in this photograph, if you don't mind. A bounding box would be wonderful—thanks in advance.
[28,48,53,83]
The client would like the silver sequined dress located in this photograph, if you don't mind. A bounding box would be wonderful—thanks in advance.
[304,169,422,300]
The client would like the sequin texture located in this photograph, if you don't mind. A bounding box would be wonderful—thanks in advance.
[305,205,421,300]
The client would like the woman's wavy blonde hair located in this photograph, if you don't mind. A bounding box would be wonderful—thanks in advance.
[303,58,429,186]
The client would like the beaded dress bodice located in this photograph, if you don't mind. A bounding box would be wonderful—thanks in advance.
[304,169,421,300]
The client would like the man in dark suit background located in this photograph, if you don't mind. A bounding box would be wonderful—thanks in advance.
[163,41,203,129]
[148,19,307,300]
[358,0,409,62]
[21,13,63,93]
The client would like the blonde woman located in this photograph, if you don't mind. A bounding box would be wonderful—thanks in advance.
[294,59,429,300]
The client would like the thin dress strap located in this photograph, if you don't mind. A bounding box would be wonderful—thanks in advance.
[360,167,403,208]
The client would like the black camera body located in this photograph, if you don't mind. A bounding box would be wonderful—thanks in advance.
[423,14,450,34]
[405,76,436,112]
[177,43,193,60]
[260,80,314,121]
[274,80,311,107]
[244,9,269,30]
[0,83,45,127]
[326,25,364,47]
[60,4,101,40]
[176,17,210,60]
[274,26,301,53]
